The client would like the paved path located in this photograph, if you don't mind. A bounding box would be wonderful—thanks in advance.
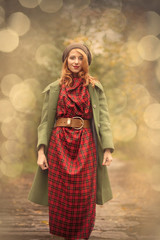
[0,158,160,240]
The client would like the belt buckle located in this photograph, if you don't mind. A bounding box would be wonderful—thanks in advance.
[72,116,84,130]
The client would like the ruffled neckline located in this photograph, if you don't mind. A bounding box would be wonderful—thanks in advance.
[66,77,84,91]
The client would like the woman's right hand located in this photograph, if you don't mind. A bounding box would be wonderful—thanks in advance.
[37,145,48,170]
[37,154,48,170]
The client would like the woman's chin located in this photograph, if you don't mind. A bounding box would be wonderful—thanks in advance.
[69,67,82,74]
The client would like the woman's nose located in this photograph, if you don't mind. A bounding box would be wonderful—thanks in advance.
[75,58,79,64]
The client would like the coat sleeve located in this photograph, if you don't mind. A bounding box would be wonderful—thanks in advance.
[98,85,114,153]
[37,87,50,152]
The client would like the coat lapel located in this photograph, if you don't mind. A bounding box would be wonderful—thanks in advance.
[88,84,101,143]
[88,84,99,120]
[47,83,60,140]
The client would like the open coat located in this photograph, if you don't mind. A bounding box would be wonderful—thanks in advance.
[28,79,114,206]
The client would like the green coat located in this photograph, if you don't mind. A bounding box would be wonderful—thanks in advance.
[28,79,114,205]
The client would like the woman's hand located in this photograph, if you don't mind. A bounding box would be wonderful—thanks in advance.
[37,145,48,170]
[102,149,113,166]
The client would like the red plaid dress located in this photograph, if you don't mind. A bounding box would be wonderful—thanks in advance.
[47,78,97,240]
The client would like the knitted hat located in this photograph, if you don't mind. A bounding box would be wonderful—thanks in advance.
[62,43,92,65]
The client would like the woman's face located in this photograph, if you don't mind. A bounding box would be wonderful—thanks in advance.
[67,49,83,74]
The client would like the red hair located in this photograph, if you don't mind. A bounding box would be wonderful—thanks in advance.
[59,48,98,87]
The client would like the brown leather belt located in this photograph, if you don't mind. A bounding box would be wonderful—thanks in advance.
[54,117,90,130]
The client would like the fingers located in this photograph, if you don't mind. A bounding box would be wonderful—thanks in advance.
[37,156,48,170]
[45,160,49,169]
[102,150,113,166]
[102,156,113,166]
[41,162,48,170]
[41,159,48,170]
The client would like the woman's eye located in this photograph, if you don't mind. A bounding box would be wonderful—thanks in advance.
[69,56,83,60]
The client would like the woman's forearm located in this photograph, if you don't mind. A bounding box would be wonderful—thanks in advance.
[38,144,45,155]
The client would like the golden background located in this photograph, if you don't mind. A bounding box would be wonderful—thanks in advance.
[0,0,160,239]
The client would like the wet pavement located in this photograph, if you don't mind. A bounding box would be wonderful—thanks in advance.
[0,158,160,240]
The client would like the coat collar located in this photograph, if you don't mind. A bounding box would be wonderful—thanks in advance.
[42,78,103,93]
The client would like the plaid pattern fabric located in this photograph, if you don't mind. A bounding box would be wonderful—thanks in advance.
[47,78,97,240]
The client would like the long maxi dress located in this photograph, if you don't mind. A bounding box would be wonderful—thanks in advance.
[47,78,97,240]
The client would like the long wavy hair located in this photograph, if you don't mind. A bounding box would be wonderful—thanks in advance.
[59,48,98,88]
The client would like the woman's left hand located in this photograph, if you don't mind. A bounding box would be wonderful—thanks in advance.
[102,149,113,166]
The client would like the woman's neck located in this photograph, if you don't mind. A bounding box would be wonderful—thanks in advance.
[72,73,79,78]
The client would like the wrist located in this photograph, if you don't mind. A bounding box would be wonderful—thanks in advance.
[38,145,45,155]
[104,148,111,153]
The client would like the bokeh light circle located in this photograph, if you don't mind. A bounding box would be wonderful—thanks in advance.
[0,99,15,122]
[1,117,21,140]
[107,88,127,114]
[35,44,54,65]
[112,116,137,142]
[24,78,42,95]
[8,12,31,36]
[143,103,160,129]
[18,0,41,8]
[35,43,61,70]
[0,140,23,159]
[127,84,151,111]
[39,0,63,13]
[2,153,17,163]
[145,11,160,36]
[1,74,22,97]
[138,35,160,61]
[137,124,160,159]
[0,158,23,178]
[15,120,36,144]
[120,41,143,66]
[0,29,19,52]
[9,82,36,113]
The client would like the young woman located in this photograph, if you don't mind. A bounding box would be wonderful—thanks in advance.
[28,43,114,240]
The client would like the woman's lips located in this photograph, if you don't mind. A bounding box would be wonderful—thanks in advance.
[73,66,80,69]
